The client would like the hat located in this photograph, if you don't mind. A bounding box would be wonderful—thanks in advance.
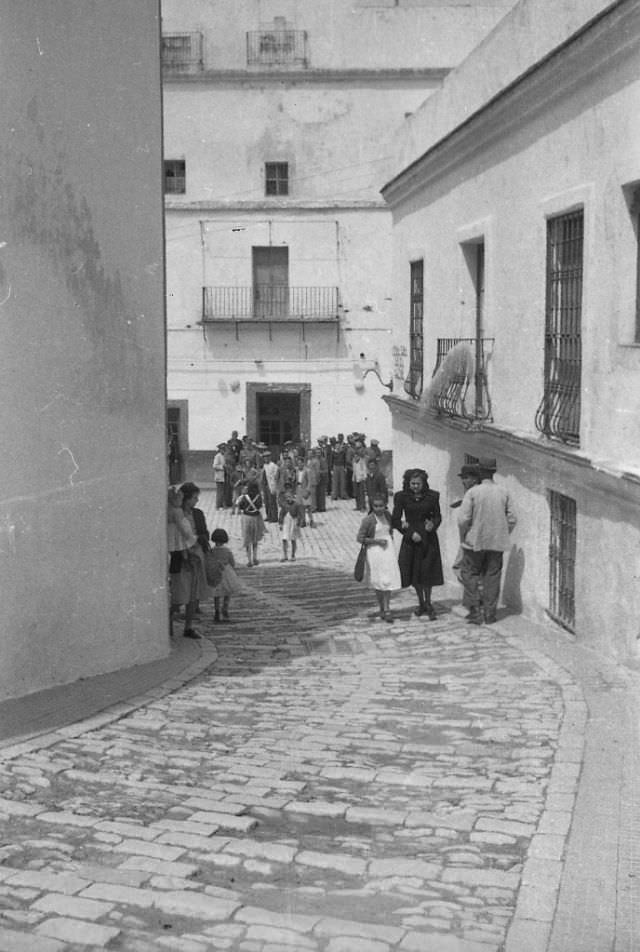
[257,442,267,449]
[458,463,479,478]
[217,442,227,449]
[477,456,497,473]
[371,439,379,446]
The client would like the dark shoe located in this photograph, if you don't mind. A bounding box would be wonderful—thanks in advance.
[253,559,260,566]
[214,614,220,624]
[183,629,201,639]
[467,613,483,626]
[222,609,229,620]
[484,614,497,624]
[414,606,426,617]
[424,607,437,620]
[383,612,394,624]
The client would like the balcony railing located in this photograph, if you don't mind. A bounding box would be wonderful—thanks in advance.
[429,337,493,422]
[202,286,340,322]
[161,33,204,74]
[246,30,308,67]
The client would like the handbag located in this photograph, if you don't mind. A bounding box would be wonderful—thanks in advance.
[354,543,367,582]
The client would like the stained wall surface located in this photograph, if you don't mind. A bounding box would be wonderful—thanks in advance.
[0,0,168,700]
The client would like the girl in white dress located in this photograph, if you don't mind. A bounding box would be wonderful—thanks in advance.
[356,493,401,622]
[278,492,301,561]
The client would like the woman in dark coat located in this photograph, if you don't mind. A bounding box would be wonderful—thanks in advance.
[391,468,444,619]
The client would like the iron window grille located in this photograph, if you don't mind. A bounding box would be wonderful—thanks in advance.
[164,160,185,195]
[430,337,493,421]
[405,260,424,399]
[247,30,308,67]
[548,489,577,632]
[265,163,289,196]
[632,188,640,342]
[535,210,583,445]
[161,33,203,73]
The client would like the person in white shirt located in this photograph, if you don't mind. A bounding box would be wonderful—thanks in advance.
[457,456,517,625]
[212,443,227,509]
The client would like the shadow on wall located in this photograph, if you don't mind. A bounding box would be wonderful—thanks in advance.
[502,544,525,614]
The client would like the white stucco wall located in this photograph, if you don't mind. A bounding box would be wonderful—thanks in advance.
[162,0,518,71]
[385,0,640,661]
[0,0,168,700]
[167,207,395,449]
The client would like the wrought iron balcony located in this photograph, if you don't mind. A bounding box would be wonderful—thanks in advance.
[161,33,204,74]
[429,337,493,422]
[246,30,308,67]
[202,286,340,322]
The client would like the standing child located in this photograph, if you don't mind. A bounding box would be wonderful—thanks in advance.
[356,493,401,622]
[278,492,301,562]
[205,528,243,623]
[236,479,265,566]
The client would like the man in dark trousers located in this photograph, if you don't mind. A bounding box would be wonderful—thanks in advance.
[365,458,388,512]
[457,457,517,625]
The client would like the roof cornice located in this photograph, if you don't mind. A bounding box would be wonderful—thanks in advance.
[382,0,636,207]
[165,199,389,212]
[163,67,448,87]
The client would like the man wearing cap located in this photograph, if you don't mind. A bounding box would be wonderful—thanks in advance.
[261,450,280,522]
[213,443,227,509]
[457,457,517,625]
[316,437,329,512]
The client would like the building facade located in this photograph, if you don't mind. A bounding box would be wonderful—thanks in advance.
[162,0,517,480]
[382,0,640,661]
[0,0,168,701]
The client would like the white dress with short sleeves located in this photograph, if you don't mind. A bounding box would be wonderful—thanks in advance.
[366,518,401,591]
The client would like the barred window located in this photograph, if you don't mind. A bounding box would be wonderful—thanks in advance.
[535,210,583,445]
[633,188,640,342]
[405,260,424,399]
[265,162,289,196]
[548,489,577,632]
[164,160,186,195]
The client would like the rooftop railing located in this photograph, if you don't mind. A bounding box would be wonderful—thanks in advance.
[246,30,308,67]
[161,33,204,73]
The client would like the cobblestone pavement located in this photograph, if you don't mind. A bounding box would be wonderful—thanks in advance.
[0,497,625,952]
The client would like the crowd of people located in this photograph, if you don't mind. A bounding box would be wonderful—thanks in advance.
[212,430,388,521]
[168,432,517,637]
[358,457,517,626]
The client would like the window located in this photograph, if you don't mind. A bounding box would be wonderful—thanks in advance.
[632,188,640,342]
[548,490,577,632]
[164,160,185,195]
[405,260,424,399]
[265,162,289,196]
[535,210,583,445]
[246,20,308,67]
[161,33,203,73]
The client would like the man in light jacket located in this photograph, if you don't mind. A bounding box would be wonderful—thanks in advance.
[457,456,517,625]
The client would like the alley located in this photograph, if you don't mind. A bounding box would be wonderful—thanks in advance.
[0,498,636,952]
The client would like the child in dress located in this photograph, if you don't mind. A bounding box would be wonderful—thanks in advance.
[356,493,401,622]
[278,492,301,562]
[205,528,243,623]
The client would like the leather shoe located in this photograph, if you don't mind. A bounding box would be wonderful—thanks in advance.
[183,629,201,639]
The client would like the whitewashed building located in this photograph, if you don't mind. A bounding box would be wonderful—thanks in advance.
[382,0,640,661]
[0,0,167,701]
[162,0,517,480]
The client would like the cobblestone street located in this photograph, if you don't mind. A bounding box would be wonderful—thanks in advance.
[0,496,637,952]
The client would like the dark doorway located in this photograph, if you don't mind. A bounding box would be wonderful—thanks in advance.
[257,392,300,456]
[167,403,187,484]
[253,246,289,318]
